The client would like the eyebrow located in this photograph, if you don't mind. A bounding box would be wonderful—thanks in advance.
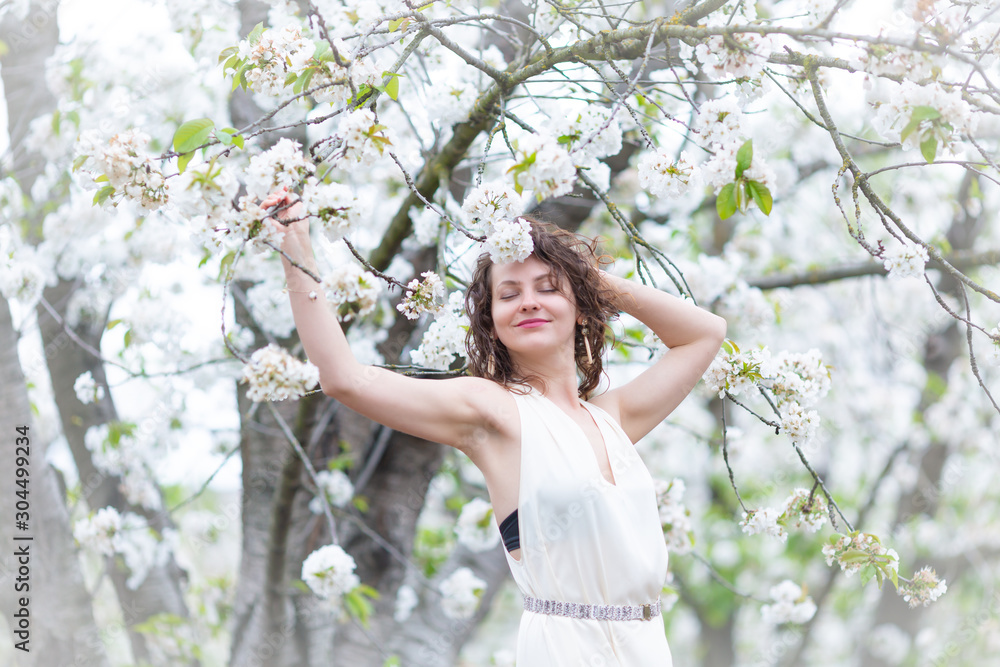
[496,274,557,288]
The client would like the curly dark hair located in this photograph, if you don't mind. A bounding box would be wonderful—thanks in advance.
[464,217,622,399]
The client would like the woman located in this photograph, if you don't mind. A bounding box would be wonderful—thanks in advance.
[265,188,726,665]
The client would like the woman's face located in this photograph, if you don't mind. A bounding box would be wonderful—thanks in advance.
[489,255,580,362]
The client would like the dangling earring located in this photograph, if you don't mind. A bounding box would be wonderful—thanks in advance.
[487,351,496,376]
[581,324,593,365]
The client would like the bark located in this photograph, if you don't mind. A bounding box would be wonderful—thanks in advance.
[0,293,111,666]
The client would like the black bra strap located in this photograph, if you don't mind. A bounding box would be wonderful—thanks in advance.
[499,509,520,553]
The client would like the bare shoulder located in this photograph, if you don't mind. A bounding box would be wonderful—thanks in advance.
[445,376,520,453]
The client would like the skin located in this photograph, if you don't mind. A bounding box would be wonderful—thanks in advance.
[264,188,727,562]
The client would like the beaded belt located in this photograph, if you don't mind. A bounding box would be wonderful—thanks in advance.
[523,595,661,621]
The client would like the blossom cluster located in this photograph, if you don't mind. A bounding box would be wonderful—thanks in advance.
[637,150,697,199]
[238,25,314,96]
[485,217,534,264]
[301,543,361,607]
[899,566,948,608]
[77,129,168,211]
[337,108,392,167]
[694,33,776,82]
[760,580,817,625]
[74,506,174,590]
[245,138,315,200]
[308,469,355,514]
[870,80,977,156]
[881,240,929,279]
[221,195,287,252]
[779,402,820,445]
[73,370,105,405]
[410,291,469,370]
[322,263,381,321]
[653,478,694,554]
[740,507,787,542]
[84,423,162,511]
[704,345,768,398]
[822,532,899,578]
[438,567,487,620]
[396,271,446,320]
[509,133,577,202]
[552,106,623,168]
[461,181,523,232]
[239,343,320,402]
[454,497,501,553]
[301,176,363,243]
[779,488,827,533]
[767,349,832,408]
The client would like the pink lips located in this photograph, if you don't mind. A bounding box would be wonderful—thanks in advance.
[516,319,548,328]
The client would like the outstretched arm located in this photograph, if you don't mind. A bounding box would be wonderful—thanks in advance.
[594,271,727,443]
[264,189,510,452]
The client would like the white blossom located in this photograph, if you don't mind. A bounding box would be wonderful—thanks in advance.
[337,108,392,167]
[394,583,419,622]
[552,106,623,167]
[510,134,577,201]
[694,97,747,147]
[240,343,320,402]
[454,497,501,553]
[76,128,168,211]
[438,567,487,620]
[83,423,162,511]
[653,478,694,554]
[246,281,296,338]
[237,25,315,97]
[322,263,380,321]
[301,177,363,243]
[779,488,827,533]
[760,580,817,625]
[309,469,355,513]
[75,508,171,590]
[73,506,122,556]
[899,566,947,607]
[740,507,787,542]
[704,345,767,398]
[301,544,361,605]
[779,402,820,445]
[397,271,446,320]
[461,182,523,233]
[245,138,315,200]
[882,241,929,279]
[410,291,469,370]
[823,533,899,578]
[484,217,534,264]
[694,33,776,81]
[767,349,832,408]
[74,371,105,405]
[638,149,697,198]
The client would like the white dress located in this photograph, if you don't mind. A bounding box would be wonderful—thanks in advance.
[503,388,672,666]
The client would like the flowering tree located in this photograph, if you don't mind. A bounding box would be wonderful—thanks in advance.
[1,0,998,666]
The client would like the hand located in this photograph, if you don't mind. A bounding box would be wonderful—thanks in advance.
[262,187,315,273]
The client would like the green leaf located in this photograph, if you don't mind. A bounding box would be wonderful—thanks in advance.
[721,339,738,355]
[94,174,109,183]
[72,155,89,171]
[716,183,737,219]
[232,134,244,150]
[173,118,215,154]
[920,135,938,163]
[218,251,236,281]
[93,185,116,206]
[218,45,238,64]
[384,73,399,101]
[124,328,134,348]
[747,180,773,215]
[839,549,872,563]
[735,139,753,179]
[247,22,264,46]
[223,53,240,73]
[177,151,194,173]
[735,180,750,213]
[106,318,123,330]
[910,105,942,123]
[889,565,899,590]
[860,564,875,587]
[216,131,233,146]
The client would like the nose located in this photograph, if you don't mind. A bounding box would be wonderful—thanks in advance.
[519,289,540,311]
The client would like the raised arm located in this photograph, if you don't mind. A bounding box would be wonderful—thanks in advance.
[263,189,511,453]
[593,271,727,443]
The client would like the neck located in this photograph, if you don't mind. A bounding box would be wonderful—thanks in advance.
[513,346,581,405]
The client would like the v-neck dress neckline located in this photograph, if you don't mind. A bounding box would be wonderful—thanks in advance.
[533,391,619,488]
